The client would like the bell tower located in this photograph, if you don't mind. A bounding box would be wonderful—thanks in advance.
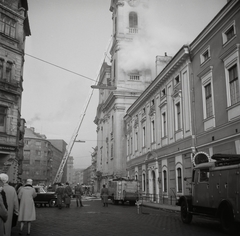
[110,0,152,92]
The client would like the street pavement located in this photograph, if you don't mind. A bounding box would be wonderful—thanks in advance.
[11,197,239,236]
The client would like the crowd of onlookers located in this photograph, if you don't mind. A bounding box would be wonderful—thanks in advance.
[0,176,98,235]
[0,173,36,236]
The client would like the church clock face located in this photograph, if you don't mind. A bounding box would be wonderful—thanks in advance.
[128,0,139,7]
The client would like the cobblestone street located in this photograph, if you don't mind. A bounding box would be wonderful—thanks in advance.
[10,198,239,236]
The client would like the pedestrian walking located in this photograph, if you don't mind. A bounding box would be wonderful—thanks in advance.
[0,173,19,236]
[18,179,37,235]
[74,183,83,207]
[64,182,72,208]
[55,183,65,209]
[100,184,109,207]
[0,178,8,236]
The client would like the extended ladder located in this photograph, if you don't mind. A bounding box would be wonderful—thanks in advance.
[53,86,96,184]
[53,36,113,184]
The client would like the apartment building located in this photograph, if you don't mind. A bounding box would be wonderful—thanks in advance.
[0,0,30,182]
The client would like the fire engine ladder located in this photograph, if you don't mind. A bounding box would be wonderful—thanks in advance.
[53,36,113,184]
[53,85,96,184]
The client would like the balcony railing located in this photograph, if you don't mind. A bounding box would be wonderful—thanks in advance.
[129,27,138,34]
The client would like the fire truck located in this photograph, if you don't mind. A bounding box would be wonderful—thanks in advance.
[108,178,139,205]
[177,154,240,233]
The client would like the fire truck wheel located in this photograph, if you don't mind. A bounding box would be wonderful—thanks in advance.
[220,204,235,234]
[181,200,192,224]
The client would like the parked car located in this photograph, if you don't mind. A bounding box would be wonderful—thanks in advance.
[33,186,57,207]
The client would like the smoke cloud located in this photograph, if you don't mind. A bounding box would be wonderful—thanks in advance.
[26,113,41,126]
[118,0,189,74]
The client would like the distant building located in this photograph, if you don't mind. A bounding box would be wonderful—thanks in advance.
[66,156,74,184]
[0,0,31,182]
[22,127,67,186]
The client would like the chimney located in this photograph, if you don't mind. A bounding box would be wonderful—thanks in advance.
[30,127,35,132]
[155,54,172,76]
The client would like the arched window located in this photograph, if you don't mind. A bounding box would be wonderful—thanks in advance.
[129,12,138,33]
[142,173,146,192]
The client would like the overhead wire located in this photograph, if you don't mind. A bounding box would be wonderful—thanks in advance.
[25,51,143,92]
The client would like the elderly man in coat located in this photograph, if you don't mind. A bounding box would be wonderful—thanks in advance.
[0,173,19,236]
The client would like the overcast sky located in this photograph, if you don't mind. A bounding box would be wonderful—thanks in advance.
[22,0,227,169]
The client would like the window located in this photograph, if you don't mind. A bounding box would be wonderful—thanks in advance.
[163,170,167,192]
[135,131,138,151]
[111,143,113,158]
[222,22,236,45]
[0,106,7,132]
[130,136,133,154]
[142,126,146,147]
[161,88,166,97]
[199,169,209,182]
[142,107,146,115]
[223,50,240,121]
[177,168,182,193]
[142,173,146,192]
[205,83,213,118]
[162,112,167,137]
[35,160,41,165]
[115,17,117,34]
[151,99,154,106]
[201,70,215,124]
[24,150,30,157]
[228,64,239,105]
[200,47,210,64]
[36,150,41,156]
[151,120,155,143]
[175,102,181,130]
[25,140,30,145]
[6,62,12,81]
[174,75,180,85]
[129,12,138,33]
[35,141,41,146]
[0,14,16,38]
[0,60,3,79]
[112,115,114,134]
[23,160,30,164]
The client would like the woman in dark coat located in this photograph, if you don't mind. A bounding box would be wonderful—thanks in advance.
[100,184,109,207]
[64,182,72,208]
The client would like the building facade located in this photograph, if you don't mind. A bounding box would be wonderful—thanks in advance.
[0,0,30,182]
[66,155,74,184]
[125,45,192,204]
[125,0,240,205]
[94,0,240,203]
[22,127,67,186]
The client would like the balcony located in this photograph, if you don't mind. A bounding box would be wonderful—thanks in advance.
[0,79,22,95]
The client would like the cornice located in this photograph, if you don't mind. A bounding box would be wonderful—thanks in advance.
[190,0,239,51]
[126,46,190,116]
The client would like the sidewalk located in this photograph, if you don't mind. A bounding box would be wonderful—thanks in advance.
[140,200,180,213]
[82,195,180,212]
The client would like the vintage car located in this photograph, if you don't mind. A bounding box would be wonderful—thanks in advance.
[33,186,57,207]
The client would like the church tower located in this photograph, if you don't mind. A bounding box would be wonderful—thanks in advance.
[95,0,167,182]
